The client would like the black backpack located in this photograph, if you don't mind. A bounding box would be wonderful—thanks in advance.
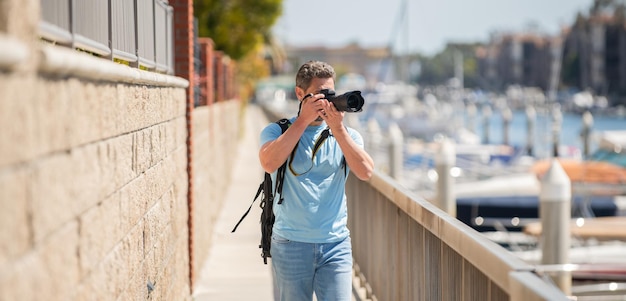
[231,118,292,264]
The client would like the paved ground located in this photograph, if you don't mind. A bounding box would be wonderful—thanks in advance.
[193,104,275,301]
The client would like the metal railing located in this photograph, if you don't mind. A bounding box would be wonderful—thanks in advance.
[346,172,571,301]
[111,0,137,63]
[39,0,174,74]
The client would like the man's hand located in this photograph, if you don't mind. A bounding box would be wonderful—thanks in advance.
[319,98,345,129]
[299,93,327,124]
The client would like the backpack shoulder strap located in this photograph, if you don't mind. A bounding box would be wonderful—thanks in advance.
[276,118,291,132]
[231,179,265,233]
[274,118,291,204]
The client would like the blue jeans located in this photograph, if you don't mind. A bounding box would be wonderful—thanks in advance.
[271,234,353,301]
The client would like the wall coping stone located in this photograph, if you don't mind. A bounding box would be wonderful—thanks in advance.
[0,34,29,70]
[37,44,189,88]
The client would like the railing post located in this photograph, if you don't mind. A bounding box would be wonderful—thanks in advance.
[539,159,571,295]
[135,0,156,69]
[387,122,403,181]
[436,138,456,216]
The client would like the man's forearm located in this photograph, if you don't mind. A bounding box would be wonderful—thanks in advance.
[332,127,374,180]
[259,118,308,172]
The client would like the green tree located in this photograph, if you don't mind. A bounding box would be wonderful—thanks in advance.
[194,0,282,60]
[194,0,283,101]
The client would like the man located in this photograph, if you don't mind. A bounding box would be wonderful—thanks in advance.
[259,60,374,301]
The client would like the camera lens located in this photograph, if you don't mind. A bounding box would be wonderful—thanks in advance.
[347,95,359,108]
[344,92,364,112]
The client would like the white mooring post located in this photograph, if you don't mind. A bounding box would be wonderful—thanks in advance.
[539,159,572,295]
[436,138,456,217]
[581,111,594,158]
[366,118,383,167]
[481,105,492,144]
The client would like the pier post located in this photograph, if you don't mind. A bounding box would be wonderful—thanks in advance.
[526,106,536,156]
[388,122,404,181]
[436,138,456,217]
[482,105,492,144]
[502,107,512,146]
[581,111,593,158]
[539,159,572,295]
[466,102,477,133]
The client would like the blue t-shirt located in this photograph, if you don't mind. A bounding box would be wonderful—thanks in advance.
[260,117,365,243]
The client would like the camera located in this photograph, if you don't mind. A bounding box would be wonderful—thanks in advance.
[320,89,364,113]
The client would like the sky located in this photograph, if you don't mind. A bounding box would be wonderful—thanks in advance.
[273,0,593,56]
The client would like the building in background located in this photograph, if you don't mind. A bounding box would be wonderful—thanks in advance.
[277,1,626,109]
[283,42,391,88]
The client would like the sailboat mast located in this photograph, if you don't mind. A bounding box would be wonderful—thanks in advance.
[379,0,409,83]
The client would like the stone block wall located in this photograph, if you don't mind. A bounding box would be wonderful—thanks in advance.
[0,53,192,301]
[191,100,241,280]
[0,0,194,295]
[0,0,245,300]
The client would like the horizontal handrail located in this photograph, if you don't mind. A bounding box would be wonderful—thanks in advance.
[347,170,571,300]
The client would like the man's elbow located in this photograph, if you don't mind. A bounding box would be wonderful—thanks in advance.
[259,148,277,173]
[356,173,372,181]
[354,166,373,181]
[260,159,277,174]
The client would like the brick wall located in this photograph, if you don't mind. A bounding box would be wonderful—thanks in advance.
[199,38,216,106]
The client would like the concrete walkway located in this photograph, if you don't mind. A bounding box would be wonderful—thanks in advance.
[193,104,274,301]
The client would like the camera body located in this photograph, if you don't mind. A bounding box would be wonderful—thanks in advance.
[320,89,364,112]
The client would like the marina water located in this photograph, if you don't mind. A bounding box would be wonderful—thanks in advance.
[463,109,626,158]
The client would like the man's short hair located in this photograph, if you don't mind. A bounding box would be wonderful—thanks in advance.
[295,61,336,90]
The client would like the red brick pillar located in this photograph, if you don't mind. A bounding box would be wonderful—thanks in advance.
[231,63,239,100]
[226,60,235,100]
[214,51,225,102]
[199,38,215,106]
[171,0,196,290]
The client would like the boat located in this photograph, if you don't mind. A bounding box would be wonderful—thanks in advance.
[453,130,626,233]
